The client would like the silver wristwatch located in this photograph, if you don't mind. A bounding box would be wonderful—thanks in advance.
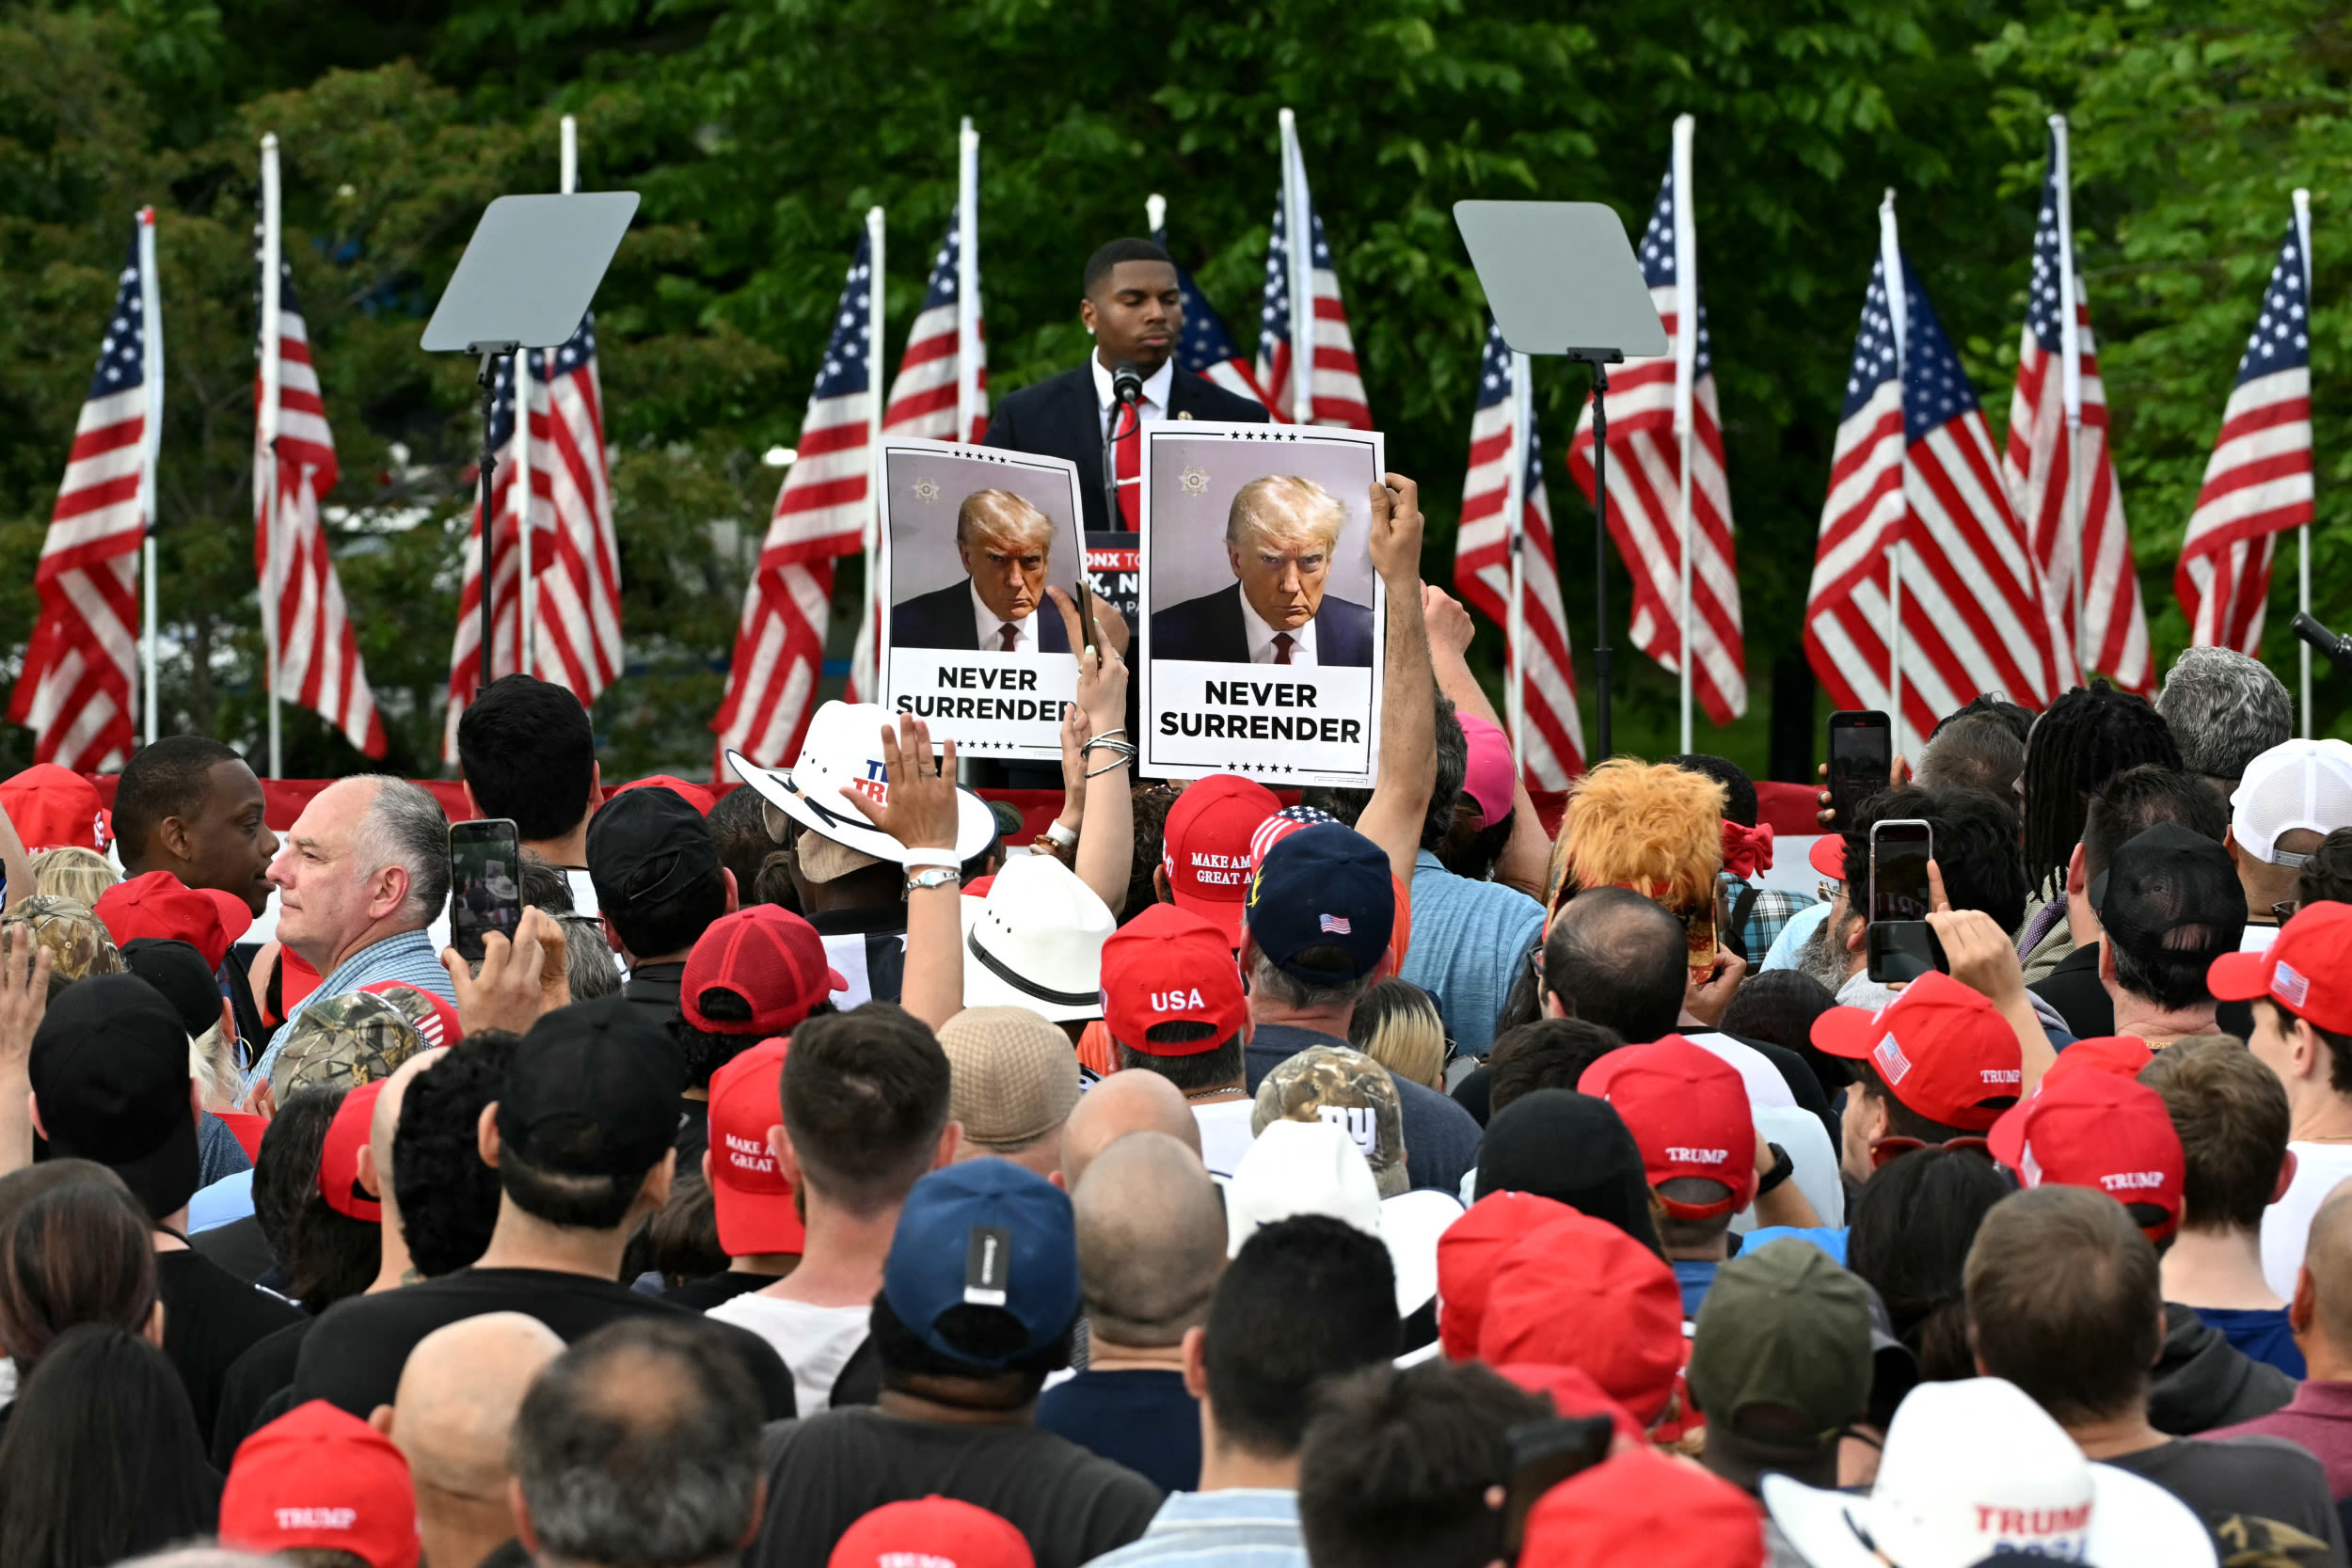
[905,866,962,894]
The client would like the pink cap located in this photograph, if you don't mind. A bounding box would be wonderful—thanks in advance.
[1458,714,1516,829]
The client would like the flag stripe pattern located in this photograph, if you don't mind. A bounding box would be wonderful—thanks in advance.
[256,258,385,756]
[1805,251,2057,744]
[714,235,875,768]
[1256,192,1371,429]
[2176,211,2314,655]
[10,218,151,770]
[1155,226,1285,417]
[2006,133,2151,694]
[1454,321,1585,785]
[1565,166,1747,722]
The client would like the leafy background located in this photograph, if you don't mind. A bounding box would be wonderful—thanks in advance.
[1,0,2345,783]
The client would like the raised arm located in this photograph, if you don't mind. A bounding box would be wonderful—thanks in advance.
[1048,586,1135,916]
[0,928,51,1177]
[1351,474,1435,890]
[1422,584,1551,899]
[845,715,966,1033]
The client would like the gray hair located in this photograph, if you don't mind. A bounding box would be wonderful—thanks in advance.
[2155,646,2293,783]
[1247,946,1376,1015]
[564,917,622,1000]
[513,1320,762,1568]
[354,777,451,927]
[1916,713,2026,800]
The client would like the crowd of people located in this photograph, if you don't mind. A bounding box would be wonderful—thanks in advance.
[3,478,2352,1566]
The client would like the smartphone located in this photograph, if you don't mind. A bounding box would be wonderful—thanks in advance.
[1867,818,1945,983]
[449,818,524,965]
[1827,710,1893,826]
[1501,1416,1616,1556]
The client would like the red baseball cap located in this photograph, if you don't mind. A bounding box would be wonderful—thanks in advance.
[830,1497,1034,1568]
[1806,834,1849,882]
[0,764,107,853]
[319,1079,387,1222]
[359,980,465,1048]
[2041,1035,2155,1090]
[1162,774,1279,943]
[94,869,254,970]
[1475,1212,1687,1425]
[1579,1036,1759,1219]
[221,1399,421,1568]
[1493,1363,1645,1446]
[2210,901,2352,1035]
[611,773,718,816]
[1810,972,2023,1132]
[1437,1191,1576,1361]
[707,1037,804,1257]
[683,905,845,1036]
[1521,1448,1764,1568]
[1988,1070,2185,1243]
[1098,904,1248,1056]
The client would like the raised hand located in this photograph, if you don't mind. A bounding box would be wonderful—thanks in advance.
[845,713,961,856]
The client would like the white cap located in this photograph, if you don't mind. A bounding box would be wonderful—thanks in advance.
[2230,738,2352,864]
[958,854,1114,1022]
[1763,1377,2215,1568]
[725,702,995,866]
[1224,1118,1451,1319]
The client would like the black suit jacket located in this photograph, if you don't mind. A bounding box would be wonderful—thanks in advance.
[1149,582,1375,669]
[984,362,1271,533]
[889,580,1071,655]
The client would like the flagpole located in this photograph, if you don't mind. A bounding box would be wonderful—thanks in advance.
[1146,193,1166,238]
[1879,189,1909,759]
[137,207,163,748]
[1506,351,1531,768]
[518,116,579,678]
[1279,108,1313,425]
[957,119,979,446]
[865,201,886,674]
[1672,115,1698,754]
[2050,117,2087,687]
[259,135,284,780]
[2296,186,2314,737]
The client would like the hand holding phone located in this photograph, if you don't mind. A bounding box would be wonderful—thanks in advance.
[448,818,523,965]
[1867,818,1946,984]
[1826,710,1893,827]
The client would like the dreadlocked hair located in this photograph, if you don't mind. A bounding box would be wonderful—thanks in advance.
[2019,681,2183,897]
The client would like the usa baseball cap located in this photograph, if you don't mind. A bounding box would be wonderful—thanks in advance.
[1098,904,1247,1054]
[882,1158,1079,1370]
[683,905,844,1037]
[221,1400,420,1568]
[1988,1070,2186,1244]
[496,997,685,1179]
[1579,1036,1759,1219]
[318,1079,388,1222]
[706,1037,803,1257]
[2231,738,2352,864]
[1811,972,2024,1131]
[1162,773,1279,943]
[95,869,253,971]
[2209,900,2352,1034]
[1249,803,1339,863]
[1243,824,1393,985]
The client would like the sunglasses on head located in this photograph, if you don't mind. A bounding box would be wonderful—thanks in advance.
[1868,1134,1993,1171]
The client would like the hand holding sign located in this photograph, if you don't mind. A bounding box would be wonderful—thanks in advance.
[1369,472,1425,589]
[845,714,961,856]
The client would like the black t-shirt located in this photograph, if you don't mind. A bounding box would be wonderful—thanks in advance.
[156,1247,305,1440]
[749,1408,1161,1568]
[212,1316,313,1466]
[622,961,687,1027]
[290,1266,798,1421]
[191,1213,278,1286]
[2105,1434,2346,1560]
[1035,1369,1201,1495]
[664,1270,776,1312]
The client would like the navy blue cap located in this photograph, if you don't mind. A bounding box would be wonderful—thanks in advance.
[883,1158,1079,1369]
[1242,824,1393,984]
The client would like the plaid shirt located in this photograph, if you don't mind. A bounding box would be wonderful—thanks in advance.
[1720,873,1818,965]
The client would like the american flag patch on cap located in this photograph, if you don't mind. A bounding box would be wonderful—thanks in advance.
[1873,1033,1913,1085]
[2276,961,2312,1009]
[1319,913,1352,935]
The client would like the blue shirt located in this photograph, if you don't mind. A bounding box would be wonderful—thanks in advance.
[189,1169,254,1234]
[1672,1259,1719,1319]
[1401,850,1545,1058]
[246,928,459,1091]
[1738,1227,1849,1266]
[1084,1489,1307,1568]
[1037,1369,1200,1495]
[2198,1306,2309,1380]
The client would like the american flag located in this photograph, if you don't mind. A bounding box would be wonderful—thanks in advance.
[713,234,876,768]
[2005,124,2151,695]
[1319,912,1352,935]
[1805,222,2057,748]
[441,315,624,758]
[1257,114,1371,429]
[1454,321,1585,786]
[10,213,157,771]
[1153,224,1283,416]
[1565,158,1747,724]
[2176,205,2314,655]
[255,251,385,756]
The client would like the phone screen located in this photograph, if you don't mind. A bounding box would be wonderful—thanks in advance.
[1869,821,1933,924]
[449,818,524,964]
[1828,711,1893,825]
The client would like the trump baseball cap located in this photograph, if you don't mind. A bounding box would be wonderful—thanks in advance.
[882,1159,1079,1370]
[0,764,107,853]
[95,870,253,971]
[1162,774,1279,943]
[682,905,844,1037]
[2209,900,2352,1034]
[319,1079,388,1222]
[706,1037,803,1257]
[221,1400,420,1568]
[1811,972,2024,1132]
[1579,1036,1759,1219]
[1098,903,1248,1054]
[1988,1070,2186,1244]
[1243,824,1393,985]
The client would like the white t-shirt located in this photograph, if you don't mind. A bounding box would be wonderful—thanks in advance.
[705,1295,873,1417]
[2243,926,2280,953]
[1192,1099,1259,1180]
[1680,1031,1798,1111]
[2261,1139,2352,1299]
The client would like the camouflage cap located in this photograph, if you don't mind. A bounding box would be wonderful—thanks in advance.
[0,895,124,983]
[1251,1043,1406,1197]
[271,990,425,1101]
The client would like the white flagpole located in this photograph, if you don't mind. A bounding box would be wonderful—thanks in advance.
[1146,193,1166,237]
[1879,189,1909,759]
[1506,351,1531,767]
[2296,186,2314,737]
[259,135,284,779]
[137,207,163,748]
[1672,115,1698,754]
[957,119,979,446]
[1279,108,1314,426]
[865,202,886,672]
[2052,116,2086,687]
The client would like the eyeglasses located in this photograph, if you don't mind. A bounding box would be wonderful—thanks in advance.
[2273,899,2300,923]
[1869,1134,1993,1171]
[1818,879,1842,906]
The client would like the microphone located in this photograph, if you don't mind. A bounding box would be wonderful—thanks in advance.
[1110,360,1145,406]
[2293,612,2352,675]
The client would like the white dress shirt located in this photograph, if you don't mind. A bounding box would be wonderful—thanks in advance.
[1239,592,1318,667]
[969,580,1038,652]
[1092,354,1175,437]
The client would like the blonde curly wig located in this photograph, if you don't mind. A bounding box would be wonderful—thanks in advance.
[1545,759,1726,916]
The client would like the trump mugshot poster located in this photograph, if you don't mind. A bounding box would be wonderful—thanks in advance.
[1138,423,1386,787]
[877,440,1088,761]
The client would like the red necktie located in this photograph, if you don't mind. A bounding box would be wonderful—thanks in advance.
[998,623,1021,652]
[1113,401,1142,530]
[1272,632,1295,666]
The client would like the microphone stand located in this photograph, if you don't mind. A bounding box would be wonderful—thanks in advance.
[2293,612,2352,677]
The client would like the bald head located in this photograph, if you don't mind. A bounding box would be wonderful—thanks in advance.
[2305,1180,2352,1353]
[1073,1131,1226,1348]
[1062,1069,1201,1188]
[389,1311,564,1497]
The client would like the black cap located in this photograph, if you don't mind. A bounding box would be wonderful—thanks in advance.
[1471,1088,1661,1258]
[28,974,199,1223]
[120,938,221,1038]
[2090,822,2247,964]
[586,786,722,919]
[496,996,685,1179]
